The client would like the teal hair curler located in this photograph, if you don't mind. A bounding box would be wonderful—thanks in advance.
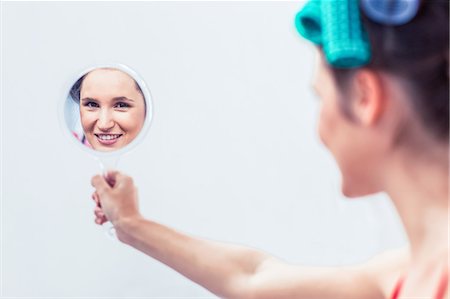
[295,0,322,45]
[295,0,371,68]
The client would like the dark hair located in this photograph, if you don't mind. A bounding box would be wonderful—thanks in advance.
[69,68,145,104]
[329,0,449,143]
[69,74,86,103]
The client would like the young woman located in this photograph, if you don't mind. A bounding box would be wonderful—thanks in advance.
[90,0,449,298]
[70,68,146,151]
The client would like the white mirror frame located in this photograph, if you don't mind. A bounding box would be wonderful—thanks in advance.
[59,62,154,160]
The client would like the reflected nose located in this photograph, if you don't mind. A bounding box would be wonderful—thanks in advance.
[97,109,115,131]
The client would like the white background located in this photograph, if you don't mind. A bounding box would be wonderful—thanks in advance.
[1,2,407,298]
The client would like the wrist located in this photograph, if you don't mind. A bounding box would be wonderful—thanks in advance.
[113,215,145,244]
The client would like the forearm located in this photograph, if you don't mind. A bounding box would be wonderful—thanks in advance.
[115,217,271,299]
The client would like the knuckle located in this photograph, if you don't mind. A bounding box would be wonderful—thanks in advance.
[90,175,100,186]
[125,176,134,185]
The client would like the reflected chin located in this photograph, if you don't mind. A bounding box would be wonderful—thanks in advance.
[95,146,119,152]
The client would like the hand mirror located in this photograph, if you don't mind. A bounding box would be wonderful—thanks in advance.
[60,63,153,237]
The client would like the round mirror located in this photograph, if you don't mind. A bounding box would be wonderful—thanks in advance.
[61,64,153,238]
[62,63,152,160]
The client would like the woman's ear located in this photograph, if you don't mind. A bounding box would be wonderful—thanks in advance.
[351,69,386,126]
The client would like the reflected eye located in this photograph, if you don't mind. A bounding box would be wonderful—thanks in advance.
[115,102,131,109]
[83,101,99,108]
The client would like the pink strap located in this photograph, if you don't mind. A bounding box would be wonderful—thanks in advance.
[434,268,448,299]
[391,276,404,299]
[391,268,448,299]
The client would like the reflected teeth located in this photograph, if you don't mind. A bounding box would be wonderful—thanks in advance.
[96,134,121,140]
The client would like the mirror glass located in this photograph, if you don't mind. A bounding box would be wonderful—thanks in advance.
[64,65,151,153]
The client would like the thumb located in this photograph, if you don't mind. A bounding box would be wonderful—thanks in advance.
[91,174,111,194]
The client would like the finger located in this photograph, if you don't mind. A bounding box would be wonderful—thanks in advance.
[94,208,104,217]
[94,206,105,215]
[99,216,108,225]
[92,192,99,203]
[95,215,108,225]
[91,175,111,193]
[114,173,135,189]
[94,210,105,219]
[92,193,102,207]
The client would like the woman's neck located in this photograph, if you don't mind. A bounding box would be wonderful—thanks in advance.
[383,145,449,262]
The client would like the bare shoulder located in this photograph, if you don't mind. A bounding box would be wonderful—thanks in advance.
[356,246,411,298]
[400,247,448,299]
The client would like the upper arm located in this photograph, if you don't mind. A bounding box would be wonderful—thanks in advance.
[238,247,410,299]
[240,259,383,299]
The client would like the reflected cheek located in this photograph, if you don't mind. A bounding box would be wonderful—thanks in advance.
[115,113,142,136]
[80,112,97,133]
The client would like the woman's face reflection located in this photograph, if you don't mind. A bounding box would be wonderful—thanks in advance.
[79,68,146,152]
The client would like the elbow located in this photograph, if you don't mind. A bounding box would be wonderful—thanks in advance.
[219,275,265,299]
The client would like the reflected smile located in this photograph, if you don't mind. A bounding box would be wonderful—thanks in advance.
[94,133,123,145]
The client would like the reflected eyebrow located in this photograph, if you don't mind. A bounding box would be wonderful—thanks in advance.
[81,97,98,103]
[112,96,134,102]
[80,97,135,103]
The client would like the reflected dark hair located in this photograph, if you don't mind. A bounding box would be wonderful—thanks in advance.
[329,0,449,143]
[69,74,87,103]
[69,68,145,104]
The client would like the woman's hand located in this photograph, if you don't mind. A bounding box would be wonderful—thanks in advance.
[91,171,142,234]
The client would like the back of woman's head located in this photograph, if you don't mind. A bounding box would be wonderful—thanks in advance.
[331,0,449,144]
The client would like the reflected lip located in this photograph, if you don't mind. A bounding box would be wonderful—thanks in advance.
[94,133,123,145]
